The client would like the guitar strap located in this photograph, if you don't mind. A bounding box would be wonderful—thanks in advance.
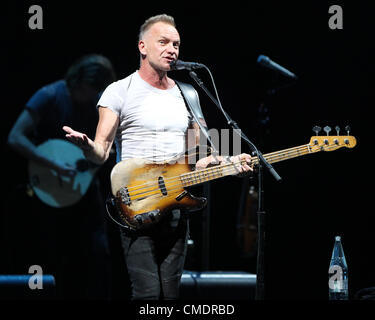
[175,81,218,153]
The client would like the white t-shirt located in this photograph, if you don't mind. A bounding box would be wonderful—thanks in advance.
[97,71,192,162]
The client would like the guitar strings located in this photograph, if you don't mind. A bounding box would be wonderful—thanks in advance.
[127,165,244,201]
[128,145,308,191]
[121,140,327,203]
[125,144,316,201]
[127,145,336,200]
[124,144,311,196]
[123,143,343,201]
[124,163,243,200]
[124,145,312,200]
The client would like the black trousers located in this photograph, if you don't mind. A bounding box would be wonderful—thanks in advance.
[119,213,189,300]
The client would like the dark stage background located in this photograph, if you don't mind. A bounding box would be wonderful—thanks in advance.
[2,1,374,300]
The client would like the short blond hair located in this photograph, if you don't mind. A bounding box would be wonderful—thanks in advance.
[138,14,176,41]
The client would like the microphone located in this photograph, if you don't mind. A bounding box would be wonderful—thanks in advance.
[257,55,297,79]
[169,60,205,71]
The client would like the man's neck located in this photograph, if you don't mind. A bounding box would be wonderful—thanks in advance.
[138,63,174,90]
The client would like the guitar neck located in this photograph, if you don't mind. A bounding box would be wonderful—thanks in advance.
[253,144,311,165]
[180,144,311,187]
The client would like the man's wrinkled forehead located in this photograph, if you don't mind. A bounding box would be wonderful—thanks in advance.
[144,22,180,41]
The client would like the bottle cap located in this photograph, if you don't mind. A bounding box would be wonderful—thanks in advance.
[335,236,341,241]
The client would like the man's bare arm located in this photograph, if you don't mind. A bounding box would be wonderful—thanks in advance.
[63,107,119,165]
[8,109,77,176]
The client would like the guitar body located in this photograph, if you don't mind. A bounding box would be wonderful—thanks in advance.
[110,156,207,230]
[28,139,98,208]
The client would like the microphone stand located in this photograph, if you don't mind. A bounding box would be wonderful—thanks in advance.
[189,70,282,300]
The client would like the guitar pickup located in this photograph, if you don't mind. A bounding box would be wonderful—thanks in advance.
[158,176,168,196]
[175,190,188,201]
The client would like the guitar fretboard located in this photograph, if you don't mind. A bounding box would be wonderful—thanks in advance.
[180,144,311,187]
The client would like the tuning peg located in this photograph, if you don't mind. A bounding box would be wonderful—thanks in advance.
[345,125,351,135]
[323,126,331,136]
[313,126,321,135]
[335,126,340,136]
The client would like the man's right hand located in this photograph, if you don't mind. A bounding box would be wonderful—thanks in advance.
[63,126,94,151]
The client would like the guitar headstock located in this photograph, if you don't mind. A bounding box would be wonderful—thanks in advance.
[308,125,357,152]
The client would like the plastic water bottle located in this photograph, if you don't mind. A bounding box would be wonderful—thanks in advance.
[328,236,348,300]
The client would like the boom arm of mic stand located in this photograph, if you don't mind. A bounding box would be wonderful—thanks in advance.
[189,71,282,182]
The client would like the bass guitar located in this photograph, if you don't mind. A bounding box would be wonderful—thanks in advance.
[111,133,357,230]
